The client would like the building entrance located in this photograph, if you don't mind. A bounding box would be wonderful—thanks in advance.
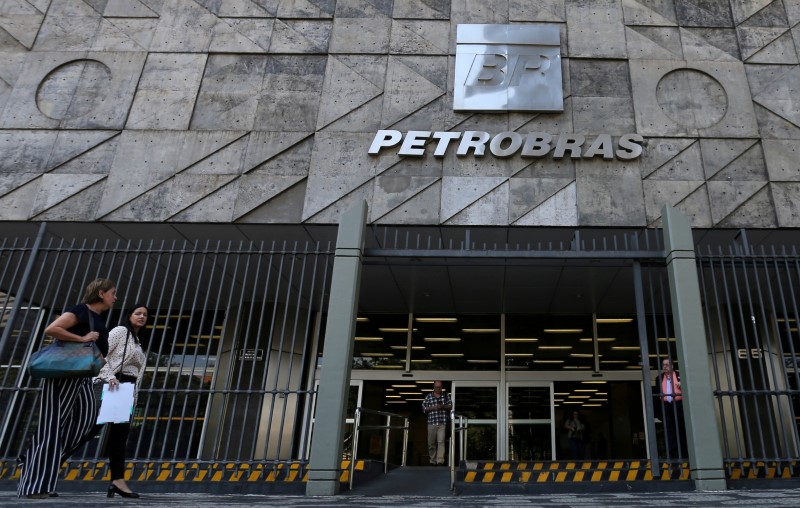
[348,373,648,465]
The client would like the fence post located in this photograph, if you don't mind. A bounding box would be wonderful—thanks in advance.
[306,202,367,496]
[0,222,47,362]
[662,205,726,491]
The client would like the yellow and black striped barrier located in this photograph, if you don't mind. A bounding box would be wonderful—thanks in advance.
[459,460,800,484]
[460,460,691,483]
[0,459,365,484]
[726,461,799,480]
[2,459,798,487]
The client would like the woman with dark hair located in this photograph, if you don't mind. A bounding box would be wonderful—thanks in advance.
[18,278,117,499]
[96,304,149,498]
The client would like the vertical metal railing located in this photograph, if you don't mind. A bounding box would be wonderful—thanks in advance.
[0,233,334,467]
[449,412,468,491]
[697,242,800,471]
[348,407,409,490]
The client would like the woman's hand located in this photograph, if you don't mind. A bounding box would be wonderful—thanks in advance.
[108,378,119,391]
[82,331,99,343]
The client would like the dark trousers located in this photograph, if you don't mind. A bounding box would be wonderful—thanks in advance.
[106,421,132,479]
[17,377,98,497]
[107,373,136,480]
[662,401,687,459]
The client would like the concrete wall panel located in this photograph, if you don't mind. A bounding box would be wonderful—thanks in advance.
[0,0,798,228]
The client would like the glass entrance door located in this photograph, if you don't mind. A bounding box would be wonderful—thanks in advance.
[452,382,499,460]
[507,382,554,460]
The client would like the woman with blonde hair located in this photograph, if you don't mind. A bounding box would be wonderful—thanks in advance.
[17,279,116,499]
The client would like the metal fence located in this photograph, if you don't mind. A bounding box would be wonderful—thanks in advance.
[0,226,334,467]
[697,241,800,466]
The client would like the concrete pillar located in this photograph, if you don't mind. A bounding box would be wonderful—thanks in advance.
[306,201,367,496]
[662,205,727,491]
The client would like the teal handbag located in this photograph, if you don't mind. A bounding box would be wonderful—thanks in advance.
[28,340,106,379]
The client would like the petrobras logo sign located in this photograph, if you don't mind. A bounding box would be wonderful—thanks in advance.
[454,24,563,112]
[367,24,645,161]
[368,130,644,160]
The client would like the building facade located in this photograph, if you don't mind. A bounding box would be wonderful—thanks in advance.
[1,0,800,495]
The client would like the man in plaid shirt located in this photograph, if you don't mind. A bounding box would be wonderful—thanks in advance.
[422,380,452,466]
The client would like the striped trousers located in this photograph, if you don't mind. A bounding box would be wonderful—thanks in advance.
[17,377,99,497]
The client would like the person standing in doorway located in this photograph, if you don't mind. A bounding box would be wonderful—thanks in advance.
[656,358,687,459]
[563,410,586,459]
[422,380,451,466]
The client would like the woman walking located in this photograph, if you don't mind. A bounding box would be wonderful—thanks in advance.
[96,304,149,498]
[17,279,116,499]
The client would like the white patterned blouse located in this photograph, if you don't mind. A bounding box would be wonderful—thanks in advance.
[95,325,147,404]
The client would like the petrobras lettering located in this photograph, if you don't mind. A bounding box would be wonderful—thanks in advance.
[368,130,645,161]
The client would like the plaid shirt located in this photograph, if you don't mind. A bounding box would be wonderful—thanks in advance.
[422,392,452,425]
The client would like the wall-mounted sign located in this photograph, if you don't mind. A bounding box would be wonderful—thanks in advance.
[369,129,644,160]
[454,24,563,112]
[239,349,263,361]
[737,348,762,360]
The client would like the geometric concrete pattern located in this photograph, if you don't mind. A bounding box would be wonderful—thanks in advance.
[1,0,799,227]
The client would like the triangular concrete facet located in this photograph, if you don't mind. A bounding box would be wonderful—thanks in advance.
[316,57,384,130]
[700,138,759,180]
[509,177,574,223]
[304,181,374,224]
[210,18,267,53]
[514,181,578,226]
[645,142,704,181]
[445,181,509,225]
[707,181,768,224]
[233,173,306,220]
[621,0,677,26]
[0,9,44,49]
[739,27,792,61]
[45,130,120,171]
[746,30,798,64]
[716,185,777,227]
[730,0,774,25]
[625,26,683,59]
[243,132,313,172]
[374,181,442,225]
[680,28,740,62]
[32,173,106,215]
[440,176,507,223]
[639,138,697,179]
[104,0,159,17]
[370,176,439,221]
[178,131,249,171]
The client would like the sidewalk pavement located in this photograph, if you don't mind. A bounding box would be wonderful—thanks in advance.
[3,488,800,507]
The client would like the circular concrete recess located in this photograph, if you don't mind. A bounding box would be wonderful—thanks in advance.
[656,69,727,129]
[36,59,112,120]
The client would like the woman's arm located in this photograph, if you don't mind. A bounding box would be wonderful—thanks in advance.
[44,311,97,343]
[95,326,127,383]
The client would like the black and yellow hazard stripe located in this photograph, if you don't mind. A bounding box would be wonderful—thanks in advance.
[0,460,365,483]
[461,460,800,483]
[3,459,799,484]
[461,461,691,483]
[726,460,799,480]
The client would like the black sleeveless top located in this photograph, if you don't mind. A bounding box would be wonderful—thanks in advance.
[64,303,110,357]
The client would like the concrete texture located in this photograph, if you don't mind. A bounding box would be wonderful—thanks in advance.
[0,0,799,227]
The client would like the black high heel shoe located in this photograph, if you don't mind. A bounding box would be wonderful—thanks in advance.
[107,484,139,498]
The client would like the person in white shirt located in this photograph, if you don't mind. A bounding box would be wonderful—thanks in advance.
[95,304,149,498]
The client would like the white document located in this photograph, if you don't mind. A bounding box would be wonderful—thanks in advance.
[96,382,135,424]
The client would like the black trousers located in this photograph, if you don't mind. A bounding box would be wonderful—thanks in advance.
[106,373,137,480]
[662,401,687,459]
